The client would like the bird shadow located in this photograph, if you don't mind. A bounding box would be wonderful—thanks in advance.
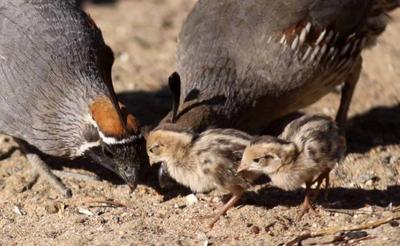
[241,185,400,210]
[345,104,400,153]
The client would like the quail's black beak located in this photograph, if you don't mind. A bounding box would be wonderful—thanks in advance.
[85,141,146,192]
[117,165,138,192]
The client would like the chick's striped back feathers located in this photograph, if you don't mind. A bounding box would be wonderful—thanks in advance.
[280,115,346,167]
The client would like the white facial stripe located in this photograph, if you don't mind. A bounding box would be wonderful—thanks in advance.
[87,114,142,145]
[77,141,101,156]
[99,131,141,145]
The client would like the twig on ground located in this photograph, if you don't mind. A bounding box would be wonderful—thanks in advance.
[286,213,400,246]
[324,208,373,216]
[76,198,132,209]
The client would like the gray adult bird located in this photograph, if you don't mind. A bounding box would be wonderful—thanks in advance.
[165,0,399,134]
[0,0,146,197]
[156,0,398,186]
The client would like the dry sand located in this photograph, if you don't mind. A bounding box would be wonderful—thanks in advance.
[1,1,400,245]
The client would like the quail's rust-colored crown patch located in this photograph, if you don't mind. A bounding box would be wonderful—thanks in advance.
[90,97,140,139]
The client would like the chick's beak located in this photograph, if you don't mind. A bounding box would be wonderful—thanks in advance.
[237,162,248,173]
[157,163,175,189]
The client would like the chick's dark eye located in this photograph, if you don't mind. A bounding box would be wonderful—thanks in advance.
[253,157,262,163]
[149,145,160,154]
[265,154,274,160]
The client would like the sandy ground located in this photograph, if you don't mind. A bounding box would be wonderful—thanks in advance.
[1,1,400,245]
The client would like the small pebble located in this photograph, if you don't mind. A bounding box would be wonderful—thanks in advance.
[250,226,260,235]
[344,230,368,239]
[78,207,94,216]
[185,194,198,207]
[389,220,399,227]
[13,206,25,216]
[112,216,120,223]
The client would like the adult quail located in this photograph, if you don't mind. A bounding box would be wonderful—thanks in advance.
[165,0,398,134]
[0,0,145,197]
[238,115,346,218]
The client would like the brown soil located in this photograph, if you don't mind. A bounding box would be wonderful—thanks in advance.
[1,1,400,245]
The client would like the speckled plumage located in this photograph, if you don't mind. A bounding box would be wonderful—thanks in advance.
[147,126,254,193]
[147,126,260,227]
[241,115,345,190]
[239,114,346,216]
[165,0,398,134]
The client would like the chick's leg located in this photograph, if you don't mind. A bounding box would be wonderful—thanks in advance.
[323,170,331,200]
[209,191,244,228]
[298,182,317,220]
[336,57,362,133]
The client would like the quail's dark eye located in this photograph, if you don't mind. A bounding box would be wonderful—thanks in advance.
[253,157,262,163]
[149,144,160,154]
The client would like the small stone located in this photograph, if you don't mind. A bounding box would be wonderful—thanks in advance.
[250,226,260,235]
[77,207,94,216]
[112,216,120,223]
[365,180,373,186]
[13,206,25,216]
[389,221,399,227]
[344,231,368,239]
[185,194,198,207]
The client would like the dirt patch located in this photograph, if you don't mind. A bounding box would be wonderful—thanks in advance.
[1,1,400,245]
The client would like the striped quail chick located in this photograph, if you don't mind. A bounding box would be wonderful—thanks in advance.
[0,0,145,196]
[165,0,399,134]
[238,115,346,218]
[147,126,259,227]
[147,74,258,227]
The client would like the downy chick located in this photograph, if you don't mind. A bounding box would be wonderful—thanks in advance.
[147,73,257,227]
[238,115,346,218]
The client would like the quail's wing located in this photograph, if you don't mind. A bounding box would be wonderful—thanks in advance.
[176,0,375,131]
[0,1,113,148]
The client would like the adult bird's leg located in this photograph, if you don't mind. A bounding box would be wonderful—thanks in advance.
[15,139,72,198]
[336,57,362,134]
[26,153,72,198]
[208,190,244,228]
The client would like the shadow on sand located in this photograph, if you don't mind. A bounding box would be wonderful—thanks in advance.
[346,104,400,153]
[242,185,400,210]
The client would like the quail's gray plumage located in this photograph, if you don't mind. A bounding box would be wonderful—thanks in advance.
[239,115,346,218]
[0,0,145,196]
[164,0,398,134]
